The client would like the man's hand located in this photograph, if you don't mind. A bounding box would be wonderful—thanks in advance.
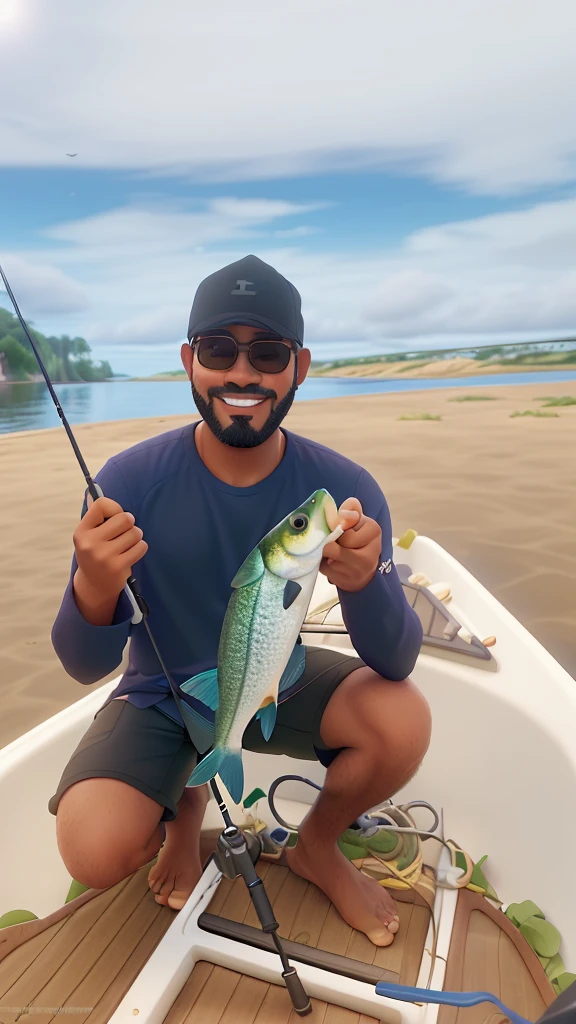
[320,497,382,592]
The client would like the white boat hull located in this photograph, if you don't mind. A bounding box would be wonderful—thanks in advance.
[1,533,575,1021]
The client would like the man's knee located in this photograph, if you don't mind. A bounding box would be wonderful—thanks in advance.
[320,667,432,766]
[56,778,164,889]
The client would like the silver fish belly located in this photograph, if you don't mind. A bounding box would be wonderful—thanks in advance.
[219,566,316,751]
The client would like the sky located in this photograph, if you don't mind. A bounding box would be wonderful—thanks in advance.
[1,0,576,376]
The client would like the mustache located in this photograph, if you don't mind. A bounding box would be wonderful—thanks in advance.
[207,384,277,401]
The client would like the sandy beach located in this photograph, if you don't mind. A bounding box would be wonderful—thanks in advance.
[1,378,574,750]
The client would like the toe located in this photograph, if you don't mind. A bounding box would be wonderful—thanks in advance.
[154,875,176,904]
[367,925,396,947]
[167,888,189,910]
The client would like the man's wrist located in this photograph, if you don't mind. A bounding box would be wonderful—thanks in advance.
[337,566,378,593]
[73,569,122,626]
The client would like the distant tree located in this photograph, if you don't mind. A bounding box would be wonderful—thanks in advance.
[0,334,39,377]
[0,305,116,381]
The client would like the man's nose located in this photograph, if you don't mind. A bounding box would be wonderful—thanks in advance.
[225,349,261,384]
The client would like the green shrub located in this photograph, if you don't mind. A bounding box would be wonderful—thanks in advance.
[398,413,442,421]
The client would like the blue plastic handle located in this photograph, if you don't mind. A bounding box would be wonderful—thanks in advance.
[375,982,532,1024]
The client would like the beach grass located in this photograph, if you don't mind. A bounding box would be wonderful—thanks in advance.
[535,396,576,407]
[397,412,442,421]
[510,410,560,418]
[447,395,498,402]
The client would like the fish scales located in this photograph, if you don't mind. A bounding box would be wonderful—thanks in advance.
[184,488,344,803]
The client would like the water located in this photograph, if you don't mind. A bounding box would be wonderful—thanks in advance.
[1,370,575,435]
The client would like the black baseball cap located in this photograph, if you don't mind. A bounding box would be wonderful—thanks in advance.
[187,254,304,347]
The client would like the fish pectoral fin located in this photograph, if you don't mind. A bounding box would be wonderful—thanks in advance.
[180,668,219,710]
[179,701,215,754]
[278,642,307,697]
[255,699,278,742]
[283,579,302,610]
[231,547,265,589]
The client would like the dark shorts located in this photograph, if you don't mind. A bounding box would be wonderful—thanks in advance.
[48,646,366,822]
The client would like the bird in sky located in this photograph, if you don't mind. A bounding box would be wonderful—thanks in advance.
[66,153,77,157]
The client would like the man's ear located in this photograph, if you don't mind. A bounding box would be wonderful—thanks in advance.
[181,342,193,381]
[297,347,312,385]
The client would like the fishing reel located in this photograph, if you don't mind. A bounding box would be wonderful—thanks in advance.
[213,824,263,880]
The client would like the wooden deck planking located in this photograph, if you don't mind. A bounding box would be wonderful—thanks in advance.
[205,862,433,986]
[0,853,430,1023]
[498,929,548,1024]
[439,890,554,1024]
[162,962,382,1024]
[0,863,174,1024]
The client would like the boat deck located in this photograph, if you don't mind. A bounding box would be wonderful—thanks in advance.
[0,861,173,1024]
[0,848,431,1024]
[204,859,432,986]
[0,849,554,1024]
[163,962,380,1023]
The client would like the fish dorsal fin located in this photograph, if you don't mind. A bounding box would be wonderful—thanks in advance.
[231,547,265,589]
[283,579,302,609]
[180,668,219,710]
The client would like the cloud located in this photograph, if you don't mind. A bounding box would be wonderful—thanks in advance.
[273,226,322,238]
[6,192,576,353]
[43,197,331,258]
[364,271,454,324]
[1,0,576,195]
[0,253,89,316]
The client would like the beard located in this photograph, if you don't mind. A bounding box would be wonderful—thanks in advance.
[190,363,299,448]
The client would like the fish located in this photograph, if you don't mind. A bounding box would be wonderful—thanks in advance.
[179,488,344,805]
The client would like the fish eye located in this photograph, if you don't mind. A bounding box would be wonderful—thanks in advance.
[290,513,309,531]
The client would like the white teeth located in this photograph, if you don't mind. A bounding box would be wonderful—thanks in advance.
[221,397,265,407]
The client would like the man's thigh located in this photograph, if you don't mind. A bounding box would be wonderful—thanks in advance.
[242,645,366,768]
[48,700,196,823]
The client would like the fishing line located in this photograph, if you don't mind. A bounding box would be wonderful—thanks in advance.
[0,264,312,1016]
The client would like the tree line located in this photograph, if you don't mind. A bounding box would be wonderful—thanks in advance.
[0,306,114,382]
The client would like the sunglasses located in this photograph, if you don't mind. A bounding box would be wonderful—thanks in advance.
[193,334,295,374]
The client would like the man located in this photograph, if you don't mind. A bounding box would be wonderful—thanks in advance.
[49,255,431,947]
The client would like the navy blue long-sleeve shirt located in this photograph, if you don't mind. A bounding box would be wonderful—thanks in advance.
[51,421,423,727]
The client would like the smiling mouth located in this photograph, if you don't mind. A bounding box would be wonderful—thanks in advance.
[219,396,268,408]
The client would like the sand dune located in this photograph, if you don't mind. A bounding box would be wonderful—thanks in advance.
[1,379,574,749]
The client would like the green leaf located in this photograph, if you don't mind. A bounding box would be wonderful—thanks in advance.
[519,917,561,958]
[338,840,367,861]
[65,879,90,903]
[242,788,266,810]
[469,855,499,902]
[339,829,368,849]
[544,952,566,983]
[0,909,39,929]
[553,972,576,995]
[365,830,400,855]
[505,900,545,927]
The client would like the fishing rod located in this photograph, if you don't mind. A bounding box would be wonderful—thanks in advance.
[0,262,311,1016]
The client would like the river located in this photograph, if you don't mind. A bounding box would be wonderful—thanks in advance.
[1,369,576,435]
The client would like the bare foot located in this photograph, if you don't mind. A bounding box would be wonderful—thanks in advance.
[286,839,400,946]
[148,786,208,910]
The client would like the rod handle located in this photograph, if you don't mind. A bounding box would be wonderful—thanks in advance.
[91,483,143,625]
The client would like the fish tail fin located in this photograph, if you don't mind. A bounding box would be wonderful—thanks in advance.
[187,746,244,805]
[218,749,244,805]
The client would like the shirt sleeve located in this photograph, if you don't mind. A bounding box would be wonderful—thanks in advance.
[50,458,135,685]
[336,468,423,681]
